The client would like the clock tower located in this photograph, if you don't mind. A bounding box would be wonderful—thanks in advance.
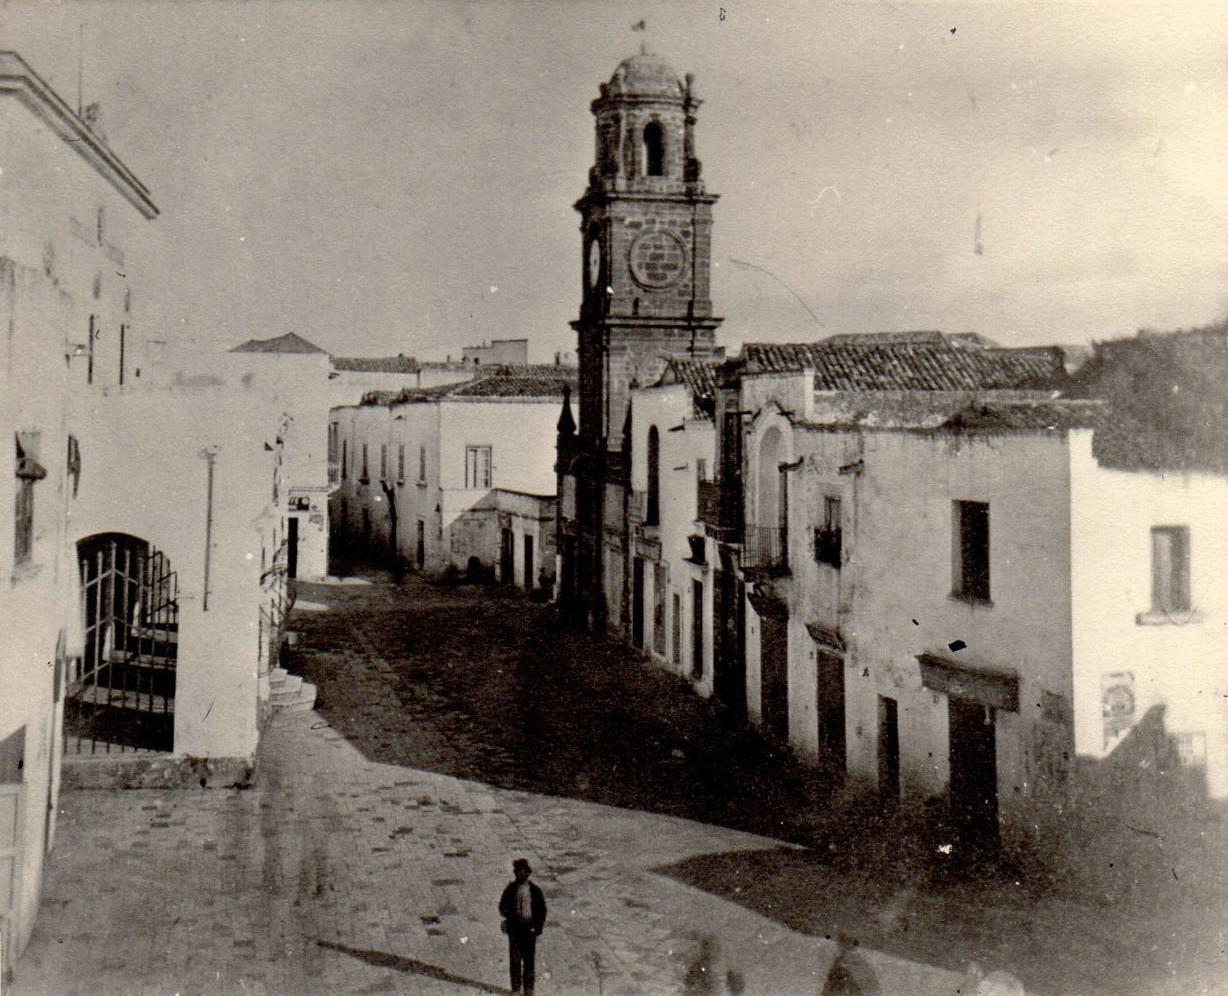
[573,50,722,448]
[558,50,722,630]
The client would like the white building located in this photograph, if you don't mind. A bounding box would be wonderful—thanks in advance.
[2,51,322,978]
[461,338,528,368]
[329,352,475,401]
[331,366,573,590]
[726,343,1227,867]
[0,50,160,971]
[623,360,719,692]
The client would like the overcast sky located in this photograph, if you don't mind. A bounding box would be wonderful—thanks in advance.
[4,1,1226,361]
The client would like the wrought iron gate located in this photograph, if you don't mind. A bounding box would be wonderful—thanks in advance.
[65,534,179,754]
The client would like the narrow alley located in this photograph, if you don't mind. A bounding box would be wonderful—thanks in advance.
[13,571,1225,996]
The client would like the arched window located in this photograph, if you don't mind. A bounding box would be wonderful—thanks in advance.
[646,425,660,525]
[643,121,665,177]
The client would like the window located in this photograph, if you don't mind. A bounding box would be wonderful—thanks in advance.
[328,422,339,462]
[397,444,406,483]
[379,443,388,481]
[646,425,660,526]
[342,439,348,481]
[696,457,708,482]
[643,120,665,176]
[815,495,842,568]
[360,443,369,482]
[418,445,427,483]
[465,445,492,489]
[1151,526,1190,614]
[14,433,46,565]
[953,500,990,602]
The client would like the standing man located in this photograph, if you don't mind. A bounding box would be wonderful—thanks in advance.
[498,858,547,995]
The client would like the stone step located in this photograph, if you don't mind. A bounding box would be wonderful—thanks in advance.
[268,666,290,688]
[270,676,304,704]
[272,681,317,713]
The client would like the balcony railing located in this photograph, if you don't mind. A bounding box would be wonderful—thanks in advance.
[697,479,744,540]
[743,525,789,574]
[697,479,721,526]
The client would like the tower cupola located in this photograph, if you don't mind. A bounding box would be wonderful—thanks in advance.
[589,49,703,196]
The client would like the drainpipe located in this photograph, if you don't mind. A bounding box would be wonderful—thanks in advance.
[199,447,219,610]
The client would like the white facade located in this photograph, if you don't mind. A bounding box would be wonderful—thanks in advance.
[628,381,717,694]
[331,386,566,589]
[0,51,160,970]
[1069,431,1228,796]
[732,369,1228,861]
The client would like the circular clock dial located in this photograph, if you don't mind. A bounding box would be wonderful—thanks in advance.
[629,230,687,289]
[587,239,601,288]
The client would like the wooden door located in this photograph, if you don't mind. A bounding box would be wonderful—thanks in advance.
[817,651,846,783]
[760,615,789,743]
[949,697,999,850]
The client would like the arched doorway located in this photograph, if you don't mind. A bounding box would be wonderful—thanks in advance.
[754,426,787,569]
[66,533,179,754]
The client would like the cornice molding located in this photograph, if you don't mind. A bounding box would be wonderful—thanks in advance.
[0,51,158,219]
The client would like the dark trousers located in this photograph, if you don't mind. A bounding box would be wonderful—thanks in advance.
[508,926,537,994]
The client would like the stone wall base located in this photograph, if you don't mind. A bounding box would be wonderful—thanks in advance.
[62,753,256,790]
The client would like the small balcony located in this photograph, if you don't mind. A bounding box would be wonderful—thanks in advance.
[697,479,721,526]
[742,525,789,576]
[697,479,743,541]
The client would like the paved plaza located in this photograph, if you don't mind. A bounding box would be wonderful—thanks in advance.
[13,572,1227,995]
[14,711,963,996]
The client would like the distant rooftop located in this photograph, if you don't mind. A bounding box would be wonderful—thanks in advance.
[361,365,576,406]
[331,354,420,373]
[230,332,327,354]
[656,358,720,418]
[741,332,1066,392]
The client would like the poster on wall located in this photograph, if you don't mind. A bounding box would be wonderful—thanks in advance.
[1101,671,1136,749]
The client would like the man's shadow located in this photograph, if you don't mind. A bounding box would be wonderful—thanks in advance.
[317,939,509,994]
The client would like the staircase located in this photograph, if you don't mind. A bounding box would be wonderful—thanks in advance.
[269,666,317,713]
[65,621,179,755]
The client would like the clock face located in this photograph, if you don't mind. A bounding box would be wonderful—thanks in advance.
[587,238,601,288]
[629,230,687,289]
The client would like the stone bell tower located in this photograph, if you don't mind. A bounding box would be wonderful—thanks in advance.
[573,49,722,449]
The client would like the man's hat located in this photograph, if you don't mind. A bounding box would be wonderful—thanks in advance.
[513,858,532,873]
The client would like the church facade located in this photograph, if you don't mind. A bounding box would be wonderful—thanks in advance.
[556,51,722,634]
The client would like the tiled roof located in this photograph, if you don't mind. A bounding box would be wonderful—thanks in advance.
[229,332,326,354]
[448,365,577,399]
[360,383,456,406]
[656,359,719,417]
[361,365,576,405]
[742,336,1066,391]
[332,355,420,373]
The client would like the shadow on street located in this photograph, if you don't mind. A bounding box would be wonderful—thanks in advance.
[289,566,1228,996]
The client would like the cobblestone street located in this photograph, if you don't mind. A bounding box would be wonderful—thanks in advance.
[13,571,1228,995]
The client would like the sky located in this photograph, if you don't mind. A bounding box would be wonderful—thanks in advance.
[3,0,1227,362]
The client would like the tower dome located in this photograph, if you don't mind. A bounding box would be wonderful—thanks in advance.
[606,51,685,100]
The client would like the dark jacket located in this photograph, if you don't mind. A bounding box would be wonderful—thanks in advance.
[499,880,547,933]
